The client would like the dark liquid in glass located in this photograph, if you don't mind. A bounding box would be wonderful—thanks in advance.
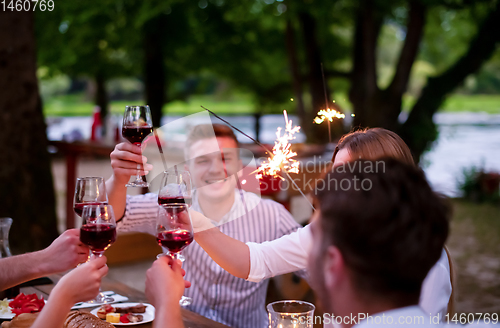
[80,224,117,253]
[74,202,108,217]
[158,196,192,207]
[122,125,153,145]
[156,230,193,253]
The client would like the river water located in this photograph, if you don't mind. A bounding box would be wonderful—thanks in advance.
[46,112,500,197]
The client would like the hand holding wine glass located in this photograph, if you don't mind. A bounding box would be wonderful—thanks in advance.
[80,204,117,304]
[156,204,193,306]
[122,105,153,188]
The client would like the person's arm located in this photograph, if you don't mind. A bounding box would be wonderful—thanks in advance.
[192,209,313,281]
[194,227,251,279]
[146,257,186,328]
[419,248,452,320]
[31,256,109,328]
[106,142,153,219]
[246,223,312,282]
[0,229,89,291]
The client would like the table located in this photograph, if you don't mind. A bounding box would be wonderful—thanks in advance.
[20,274,231,328]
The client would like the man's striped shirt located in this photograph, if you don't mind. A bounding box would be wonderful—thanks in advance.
[117,189,301,328]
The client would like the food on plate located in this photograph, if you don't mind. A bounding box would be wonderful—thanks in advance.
[114,303,146,314]
[96,304,145,324]
[8,294,45,316]
[0,298,11,316]
[1,312,39,328]
[119,314,143,324]
[105,313,120,323]
[96,304,115,319]
[65,310,113,328]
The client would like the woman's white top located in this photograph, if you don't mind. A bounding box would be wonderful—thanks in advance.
[247,224,452,320]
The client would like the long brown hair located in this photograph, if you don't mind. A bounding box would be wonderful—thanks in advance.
[332,128,414,165]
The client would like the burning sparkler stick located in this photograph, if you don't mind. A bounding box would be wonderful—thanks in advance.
[255,110,300,180]
[201,106,315,211]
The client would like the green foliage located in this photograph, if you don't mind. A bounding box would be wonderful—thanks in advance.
[458,165,500,204]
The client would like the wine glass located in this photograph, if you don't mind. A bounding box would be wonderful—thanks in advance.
[158,168,192,207]
[80,204,117,304]
[156,205,193,306]
[74,177,108,218]
[158,168,192,261]
[122,105,153,187]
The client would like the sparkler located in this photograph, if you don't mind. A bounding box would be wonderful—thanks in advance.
[201,106,315,211]
[255,110,300,181]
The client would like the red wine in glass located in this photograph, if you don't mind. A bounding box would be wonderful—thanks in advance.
[158,196,192,207]
[156,230,193,254]
[80,223,117,253]
[122,125,153,145]
[74,202,108,217]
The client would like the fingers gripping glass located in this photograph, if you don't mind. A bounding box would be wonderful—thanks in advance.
[80,204,117,304]
[122,105,153,188]
[156,205,193,306]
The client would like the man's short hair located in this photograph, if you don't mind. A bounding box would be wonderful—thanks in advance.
[315,158,450,305]
[186,124,240,158]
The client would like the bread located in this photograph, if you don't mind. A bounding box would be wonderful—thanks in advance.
[1,313,39,328]
[64,311,114,328]
[1,310,113,328]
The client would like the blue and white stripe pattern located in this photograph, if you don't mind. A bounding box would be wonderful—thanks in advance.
[117,190,301,328]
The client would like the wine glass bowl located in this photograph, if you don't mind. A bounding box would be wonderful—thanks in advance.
[74,177,108,217]
[122,105,153,188]
[157,169,193,207]
[156,205,193,259]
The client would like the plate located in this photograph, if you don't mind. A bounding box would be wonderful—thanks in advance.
[0,299,47,320]
[90,302,155,326]
[0,309,14,320]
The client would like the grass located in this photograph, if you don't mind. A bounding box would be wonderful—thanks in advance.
[42,94,255,117]
[42,93,500,117]
[447,199,500,313]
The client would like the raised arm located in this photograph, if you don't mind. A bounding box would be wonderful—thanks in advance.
[31,256,108,328]
[191,210,313,281]
[194,227,251,279]
[106,142,153,219]
[0,229,88,291]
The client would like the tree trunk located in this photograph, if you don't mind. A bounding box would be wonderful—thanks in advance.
[299,12,342,143]
[0,11,58,252]
[285,20,308,138]
[349,0,381,128]
[400,0,500,161]
[143,15,166,128]
[94,73,108,128]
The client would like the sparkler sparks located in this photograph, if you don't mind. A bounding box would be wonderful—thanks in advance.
[313,108,346,124]
[255,110,300,181]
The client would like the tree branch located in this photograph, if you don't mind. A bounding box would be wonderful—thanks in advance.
[388,1,426,96]
[401,0,500,159]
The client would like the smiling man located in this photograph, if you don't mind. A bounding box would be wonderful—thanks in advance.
[106,124,301,328]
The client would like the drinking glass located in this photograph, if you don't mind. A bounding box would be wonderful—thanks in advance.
[158,168,192,207]
[156,205,193,306]
[80,204,117,304]
[122,105,153,187]
[158,168,192,261]
[267,300,315,328]
[74,177,108,218]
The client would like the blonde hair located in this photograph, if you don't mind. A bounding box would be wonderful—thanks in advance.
[332,128,414,165]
